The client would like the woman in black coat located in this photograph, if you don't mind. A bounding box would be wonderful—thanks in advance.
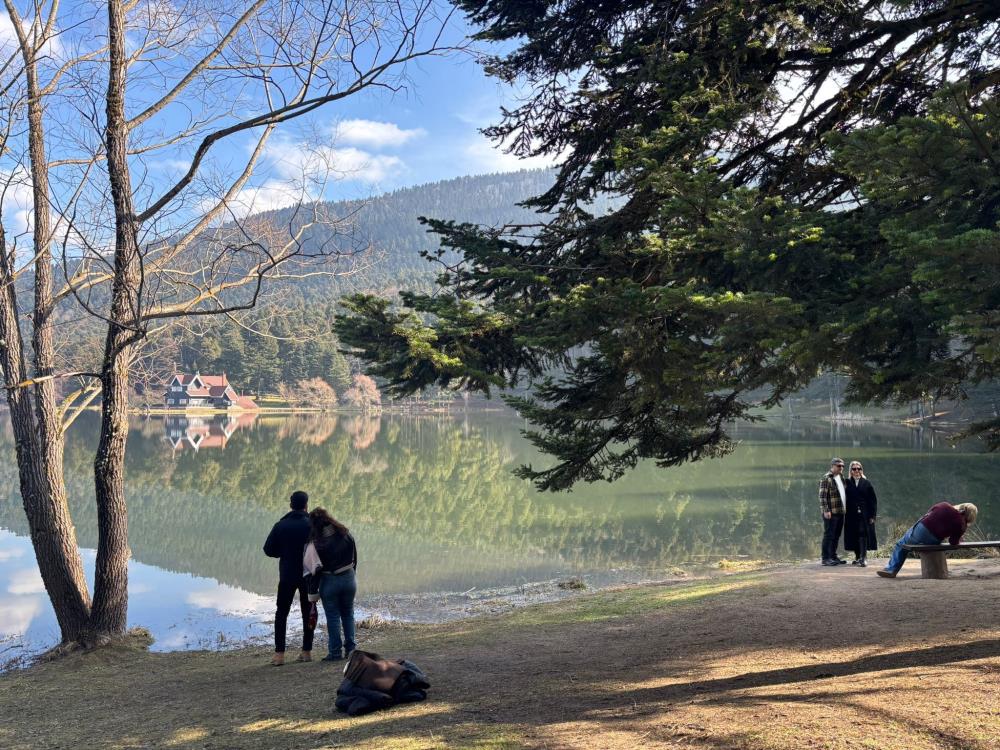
[843,461,878,566]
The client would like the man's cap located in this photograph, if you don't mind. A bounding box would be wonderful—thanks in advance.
[830,457,845,466]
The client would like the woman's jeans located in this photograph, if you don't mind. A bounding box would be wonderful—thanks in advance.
[319,569,357,657]
[885,521,941,573]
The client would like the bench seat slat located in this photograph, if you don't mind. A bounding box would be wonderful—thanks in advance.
[902,541,1000,551]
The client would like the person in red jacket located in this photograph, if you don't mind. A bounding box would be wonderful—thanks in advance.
[877,502,979,578]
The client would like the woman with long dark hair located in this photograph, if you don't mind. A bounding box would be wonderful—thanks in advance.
[305,508,358,661]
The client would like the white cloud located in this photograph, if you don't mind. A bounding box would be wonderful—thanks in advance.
[333,119,426,149]
[0,596,42,636]
[186,585,271,614]
[325,148,403,182]
[0,167,35,237]
[7,567,45,595]
[0,547,25,562]
[217,138,406,218]
[129,582,153,595]
[268,139,403,184]
[0,15,63,60]
[0,17,15,50]
[1,167,89,252]
[454,94,502,127]
[221,179,316,218]
[462,136,560,175]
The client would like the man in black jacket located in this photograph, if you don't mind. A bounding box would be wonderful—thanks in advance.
[263,490,314,665]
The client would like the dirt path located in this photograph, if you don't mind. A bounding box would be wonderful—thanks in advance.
[2,560,999,750]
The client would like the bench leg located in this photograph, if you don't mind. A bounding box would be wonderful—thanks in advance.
[919,551,948,579]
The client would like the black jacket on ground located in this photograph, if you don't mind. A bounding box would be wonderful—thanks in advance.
[335,654,429,716]
[263,510,310,583]
[843,478,878,554]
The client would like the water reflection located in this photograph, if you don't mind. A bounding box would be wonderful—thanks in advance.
[0,412,996,661]
[163,413,258,453]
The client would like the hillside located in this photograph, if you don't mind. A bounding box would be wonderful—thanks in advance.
[258,168,561,300]
[50,169,563,393]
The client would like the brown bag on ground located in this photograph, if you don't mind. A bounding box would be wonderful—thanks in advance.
[343,649,406,692]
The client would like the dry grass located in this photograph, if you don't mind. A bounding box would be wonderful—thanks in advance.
[716,558,772,571]
[2,560,1000,750]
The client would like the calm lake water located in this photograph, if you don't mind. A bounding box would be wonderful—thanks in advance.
[1,411,997,661]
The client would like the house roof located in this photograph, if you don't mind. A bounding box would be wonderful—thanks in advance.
[172,373,229,387]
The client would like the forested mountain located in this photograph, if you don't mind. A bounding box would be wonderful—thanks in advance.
[259,168,562,300]
[53,169,562,395]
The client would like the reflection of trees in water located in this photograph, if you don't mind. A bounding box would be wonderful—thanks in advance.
[349,455,389,476]
[0,413,996,596]
[343,416,380,450]
[276,415,339,445]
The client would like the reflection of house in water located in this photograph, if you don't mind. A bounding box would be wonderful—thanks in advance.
[164,372,258,410]
[164,413,257,453]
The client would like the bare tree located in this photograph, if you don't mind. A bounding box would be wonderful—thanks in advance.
[1,0,458,647]
[1,0,96,643]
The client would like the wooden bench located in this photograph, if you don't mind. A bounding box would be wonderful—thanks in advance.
[902,542,1000,579]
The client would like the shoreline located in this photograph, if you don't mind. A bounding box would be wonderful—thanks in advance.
[3,558,999,749]
[1,562,760,671]
[0,402,989,438]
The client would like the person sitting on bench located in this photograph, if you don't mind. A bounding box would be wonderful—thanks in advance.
[877,502,978,578]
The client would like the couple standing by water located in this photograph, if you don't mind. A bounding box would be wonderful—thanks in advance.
[263,490,357,666]
[819,458,878,567]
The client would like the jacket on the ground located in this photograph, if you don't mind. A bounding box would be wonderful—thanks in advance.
[335,650,429,716]
[843,477,878,554]
[263,510,310,583]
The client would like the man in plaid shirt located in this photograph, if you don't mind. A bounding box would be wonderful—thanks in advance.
[819,458,848,566]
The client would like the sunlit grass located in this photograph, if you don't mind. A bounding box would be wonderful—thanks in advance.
[238,703,452,735]
[504,575,768,627]
[346,724,525,750]
[164,727,210,745]
[236,713,523,750]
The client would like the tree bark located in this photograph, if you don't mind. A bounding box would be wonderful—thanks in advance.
[89,0,139,636]
[2,3,94,643]
[0,231,92,642]
[919,551,948,579]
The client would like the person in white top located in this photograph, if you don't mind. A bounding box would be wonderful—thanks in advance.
[819,458,848,566]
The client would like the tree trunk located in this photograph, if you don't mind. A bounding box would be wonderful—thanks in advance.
[89,0,140,636]
[919,551,948,579]
[90,337,134,635]
[3,14,94,643]
[0,231,92,642]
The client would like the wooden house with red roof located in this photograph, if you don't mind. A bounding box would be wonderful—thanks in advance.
[164,372,258,410]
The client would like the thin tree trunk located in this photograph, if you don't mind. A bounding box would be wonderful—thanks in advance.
[1,232,92,642]
[90,0,139,636]
[2,6,94,643]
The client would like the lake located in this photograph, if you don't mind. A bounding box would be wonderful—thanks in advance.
[1,411,997,662]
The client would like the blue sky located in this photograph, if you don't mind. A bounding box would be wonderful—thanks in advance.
[0,2,556,245]
[228,40,557,211]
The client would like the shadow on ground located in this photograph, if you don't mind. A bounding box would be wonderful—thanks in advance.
[2,561,1000,750]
